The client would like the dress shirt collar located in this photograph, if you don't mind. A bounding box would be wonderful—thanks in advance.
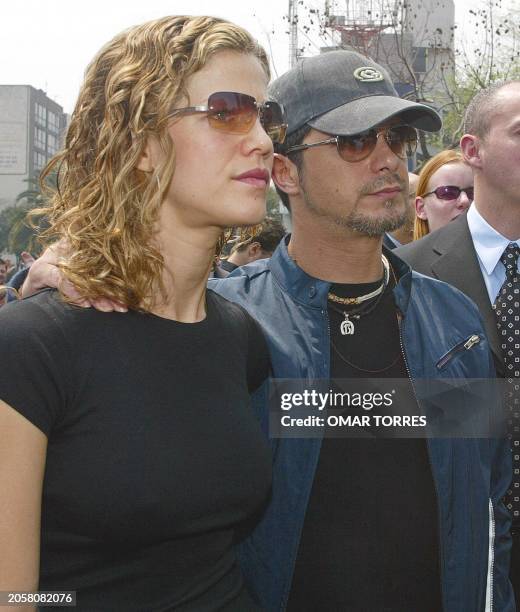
[467,203,520,275]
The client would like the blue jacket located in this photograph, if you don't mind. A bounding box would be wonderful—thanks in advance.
[209,238,514,612]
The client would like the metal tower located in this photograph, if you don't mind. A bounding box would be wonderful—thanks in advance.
[324,0,393,55]
[288,0,299,68]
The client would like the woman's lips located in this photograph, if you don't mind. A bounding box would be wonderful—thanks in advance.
[234,168,270,188]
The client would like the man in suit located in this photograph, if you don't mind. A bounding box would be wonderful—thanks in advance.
[396,79,520,593]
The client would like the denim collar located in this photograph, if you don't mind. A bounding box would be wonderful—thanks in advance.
[269,234,413,313]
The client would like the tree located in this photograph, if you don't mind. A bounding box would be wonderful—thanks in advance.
[267,186,283,221]
[0,171,55,256]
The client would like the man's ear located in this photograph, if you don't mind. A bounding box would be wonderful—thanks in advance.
[272,153,301,197]
[247,242,262,258]
[460,134,483,169]
[415,196,428,220]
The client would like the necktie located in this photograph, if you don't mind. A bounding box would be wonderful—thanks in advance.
[493,243,520,518]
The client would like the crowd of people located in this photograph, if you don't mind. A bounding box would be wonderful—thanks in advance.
[0,13,519,612]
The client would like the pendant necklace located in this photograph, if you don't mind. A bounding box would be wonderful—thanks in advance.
[328,255,390,336]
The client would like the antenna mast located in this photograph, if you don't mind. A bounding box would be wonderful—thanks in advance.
[288,0,299,68]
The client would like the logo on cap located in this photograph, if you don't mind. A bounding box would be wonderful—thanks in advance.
[353,67,384,83]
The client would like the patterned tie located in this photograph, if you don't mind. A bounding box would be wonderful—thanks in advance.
[493,243,520,518]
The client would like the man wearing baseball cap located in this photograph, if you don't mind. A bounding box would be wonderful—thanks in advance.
[212,50,513,611]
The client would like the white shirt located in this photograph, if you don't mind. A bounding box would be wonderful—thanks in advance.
[467,203,520,304]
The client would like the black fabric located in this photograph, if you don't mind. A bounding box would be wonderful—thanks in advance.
[219,259,239,274]
[383,232,399,250]
[0,289,272,611]
[288,271,442,612]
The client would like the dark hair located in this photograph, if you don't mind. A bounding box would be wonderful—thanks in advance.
[231,217,286,254]
[274,123,312,211]
[463,80,520,138]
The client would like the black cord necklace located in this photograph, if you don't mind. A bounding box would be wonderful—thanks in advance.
[328,270,389,336]
[328,263,402,373]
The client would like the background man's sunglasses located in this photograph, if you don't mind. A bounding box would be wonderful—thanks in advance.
[423,185,474,201]
[169,91,287,144]
[284,125,418,162]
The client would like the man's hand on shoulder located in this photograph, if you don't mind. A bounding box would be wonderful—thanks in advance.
[21,242,127,312]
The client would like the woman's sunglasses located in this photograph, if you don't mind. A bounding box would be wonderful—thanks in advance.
[284,125,418,162]
[423,185,474,201]
[169,91,287,144]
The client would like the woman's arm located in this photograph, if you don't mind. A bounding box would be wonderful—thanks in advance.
[0,399,47,611]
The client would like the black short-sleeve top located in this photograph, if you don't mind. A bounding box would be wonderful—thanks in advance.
[0,289,272,611]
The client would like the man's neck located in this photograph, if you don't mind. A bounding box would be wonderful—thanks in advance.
[227,251,247,267]
[288,222,384,284]
[475,183,520,240]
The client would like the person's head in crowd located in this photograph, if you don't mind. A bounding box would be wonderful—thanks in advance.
[269,50,440,251]
[37,15,285,311]
[0,259,7,285]
[460,80,520,227]
[226,218,285,266]
[414,150,473,240]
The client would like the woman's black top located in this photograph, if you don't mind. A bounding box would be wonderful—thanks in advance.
[0,289,272,611]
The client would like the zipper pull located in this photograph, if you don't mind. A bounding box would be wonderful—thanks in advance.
[463,334,480,350]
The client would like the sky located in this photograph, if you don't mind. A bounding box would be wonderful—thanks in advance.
[1,0,485,114]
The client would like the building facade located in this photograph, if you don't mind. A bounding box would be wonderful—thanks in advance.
[0,85,67,209]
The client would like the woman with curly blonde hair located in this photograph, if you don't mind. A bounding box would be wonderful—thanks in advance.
[0,15,287,611]
[414,149,473,240]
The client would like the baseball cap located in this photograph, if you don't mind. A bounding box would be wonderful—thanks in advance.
[268,49,441,137]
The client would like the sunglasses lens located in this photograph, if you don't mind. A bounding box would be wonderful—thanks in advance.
[434,186,474,200]
[438,186,461,200]
[337,126,418,161]
[207,92,257,134]
[207,93,287,143]
[386,126,418,158]
[260,101,287,144]
[337,132,378,161]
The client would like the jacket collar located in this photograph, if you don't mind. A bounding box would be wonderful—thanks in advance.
[269,234,413,312]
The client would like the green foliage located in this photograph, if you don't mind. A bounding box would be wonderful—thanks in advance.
[267,186,282,220]
[0,202,46,256]
[0,171,55,256]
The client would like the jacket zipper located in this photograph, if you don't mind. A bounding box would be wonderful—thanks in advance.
[280,308,331,612]
[435,334,481,370]
[486,498,495,612]
[397,310,446,612]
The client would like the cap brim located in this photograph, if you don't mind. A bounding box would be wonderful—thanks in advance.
[308,95,441,135]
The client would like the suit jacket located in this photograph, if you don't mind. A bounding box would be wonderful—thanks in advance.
[396,213,504,376]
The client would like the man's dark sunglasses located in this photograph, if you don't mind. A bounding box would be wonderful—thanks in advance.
[423,185,474,201]
[284,125,418,162]
[168,91,287,144]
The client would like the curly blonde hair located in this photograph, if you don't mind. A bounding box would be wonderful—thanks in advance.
[413,149,466,241]
[37,16,270,310]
